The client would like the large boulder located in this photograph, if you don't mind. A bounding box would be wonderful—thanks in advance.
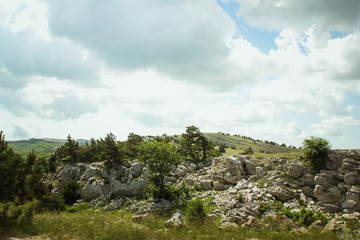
[269,186,293,202]
[81,177,107,200]
[288,163,305,179]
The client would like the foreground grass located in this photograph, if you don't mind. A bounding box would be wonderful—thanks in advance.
[1,210,342,240]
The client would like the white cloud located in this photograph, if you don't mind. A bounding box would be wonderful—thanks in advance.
[311,116,360,136]
[236,0,360,32]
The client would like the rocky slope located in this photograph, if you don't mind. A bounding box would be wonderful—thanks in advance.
[49,149,360,232]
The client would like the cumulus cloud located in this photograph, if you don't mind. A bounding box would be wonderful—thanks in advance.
[12,125,30,139]
[311,116,360,136]
[236,0,360,32]
[45,0,248,89]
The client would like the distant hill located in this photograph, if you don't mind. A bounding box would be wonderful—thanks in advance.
[8,138,88,158]
[203,133,298,156]
[8,133,298,158]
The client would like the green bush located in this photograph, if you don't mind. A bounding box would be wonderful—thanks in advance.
[65,202,90,213]
[302,137,331,172]
[186,198,207,223]
[61,180,81,205]
[0,201,34,229]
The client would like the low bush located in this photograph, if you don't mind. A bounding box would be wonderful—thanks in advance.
[61,180,81,205]
[185,198,207,223]
[302,137,331,172]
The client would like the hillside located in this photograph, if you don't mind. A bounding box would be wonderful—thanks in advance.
[204,133,298,156]
[8,133,298,158]
[8,138,88,158]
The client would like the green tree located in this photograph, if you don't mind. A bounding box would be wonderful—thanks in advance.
[302,136,331,172]
[102,133,123,168]
[125,133,143,160]
[139,141,179,199]
[179,126,216,162]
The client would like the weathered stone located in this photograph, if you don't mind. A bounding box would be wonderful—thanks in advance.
[226,156,247,178]
[344,172,360,185]
[340,158,358,174]
[200,180,213,190]
[245,160,256,175]
[219,222,238,230]
[269,186,293,202]
[132,214,152,223]
[81,178,106,200]
[255,167,265,179]
[176,165,188,178]
[322,219,345,233]
[130,161,143,178]
[242,216,259,228]
[288,163,305,179]
[300,174,315,187]
[165,213,183,228]
[104,199,124,211]
[213,181,225,191]
[324,204,339,213]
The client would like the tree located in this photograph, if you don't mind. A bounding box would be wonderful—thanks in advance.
[125,133,143,160]
[302,136,331,172]
[139,141,179,199]
[179,126,216,162]
[102,133,123,168]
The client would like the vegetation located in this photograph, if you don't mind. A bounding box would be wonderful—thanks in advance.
[1,210,341,240]
[0,131,57,232]
[139,140,180,199]
[179,125,218,162]
[302,136,331,172]
[1,129,343,239]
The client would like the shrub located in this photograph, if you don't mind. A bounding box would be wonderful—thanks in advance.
[0,201,34,229]
[61,180,81,205]
[185,198,207,223]
[302,137,331,172]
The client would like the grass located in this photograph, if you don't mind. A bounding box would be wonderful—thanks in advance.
[204,133,299,156]
[1,210,342,240]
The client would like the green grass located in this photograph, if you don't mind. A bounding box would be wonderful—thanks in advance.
[204,133,299,156]
[8,138,87,158]
[1,211,342,240]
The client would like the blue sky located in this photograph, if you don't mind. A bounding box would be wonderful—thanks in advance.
[0,0,360,149]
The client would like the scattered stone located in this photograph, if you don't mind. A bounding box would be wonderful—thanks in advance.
[219,222,238,230]
[165,213,184,228]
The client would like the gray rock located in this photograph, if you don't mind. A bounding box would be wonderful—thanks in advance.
[219,222,239,229]
[130,161,143,178]
[213,181,226,191]
[200,179,213,190]
[82,178,106,200]
[344,172,360,185]
[269,186,293,202]
[165,213,183,228]
[245,160,256,175]
[340,158,358,174]
[104,199,124,211]
[288,163,304,179]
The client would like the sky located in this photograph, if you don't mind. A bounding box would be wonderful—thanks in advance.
[0,0,360,149]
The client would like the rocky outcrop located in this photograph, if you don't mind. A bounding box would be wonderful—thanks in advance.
[50,149,360,231]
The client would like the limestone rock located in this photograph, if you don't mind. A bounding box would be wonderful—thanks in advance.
[165,213,183,228]
[132,214,152,223]
[81,178,106,200]
[269,186,293,202]
[219,222,238,230]
[130,161,143,178]
[288,163,304,179]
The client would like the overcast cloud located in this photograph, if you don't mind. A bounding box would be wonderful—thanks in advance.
[0,0,359,148]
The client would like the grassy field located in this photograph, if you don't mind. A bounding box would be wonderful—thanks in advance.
[204,133,299,156]
[2,210,340,240]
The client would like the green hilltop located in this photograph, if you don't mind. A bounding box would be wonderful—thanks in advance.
[8,132,298,158]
